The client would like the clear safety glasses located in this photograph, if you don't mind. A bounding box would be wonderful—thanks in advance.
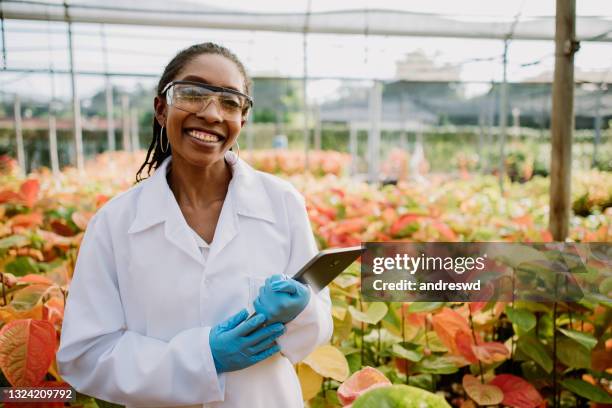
[162,80,253,121]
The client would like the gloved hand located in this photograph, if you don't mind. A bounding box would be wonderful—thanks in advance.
[253,275,311,325]
[209,309,285,373]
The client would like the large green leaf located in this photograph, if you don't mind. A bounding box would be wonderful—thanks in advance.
[561,379,612,403]
[391,343,423,362]
[348,303,388,325]
[557,339,591,369]
[353,384,451,408]
[505,306,536,332]
[558,328,597,350]
[413,356,459,374]
[517,334,553,373]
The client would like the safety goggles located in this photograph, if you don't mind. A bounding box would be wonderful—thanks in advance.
[162,80,253,121]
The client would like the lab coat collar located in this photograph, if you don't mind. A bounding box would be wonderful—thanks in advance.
[128,150,276,236]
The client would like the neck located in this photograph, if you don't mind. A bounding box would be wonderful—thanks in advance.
[167,155,232,208]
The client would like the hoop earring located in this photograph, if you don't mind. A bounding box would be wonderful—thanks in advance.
[159,126,169,153]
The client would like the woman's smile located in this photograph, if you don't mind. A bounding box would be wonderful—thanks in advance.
[184,127,226,147]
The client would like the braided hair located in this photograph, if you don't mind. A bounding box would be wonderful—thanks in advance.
[135,43,252,182]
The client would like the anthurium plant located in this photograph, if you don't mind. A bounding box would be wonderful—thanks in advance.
[0,152,610,407]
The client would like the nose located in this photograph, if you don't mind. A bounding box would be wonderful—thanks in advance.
[196,98,223,123]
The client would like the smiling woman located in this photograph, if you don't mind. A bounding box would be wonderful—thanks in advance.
[137,43,253,180]
[56,43,333,408]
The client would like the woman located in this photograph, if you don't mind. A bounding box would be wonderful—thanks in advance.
[57,43,333,408]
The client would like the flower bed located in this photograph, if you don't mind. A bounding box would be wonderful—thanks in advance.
[0,152,610,407]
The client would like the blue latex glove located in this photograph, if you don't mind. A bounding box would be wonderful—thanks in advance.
[253,274,311,325]
[209,309,285,373]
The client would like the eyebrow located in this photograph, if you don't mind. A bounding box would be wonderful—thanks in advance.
[179,75,241,92]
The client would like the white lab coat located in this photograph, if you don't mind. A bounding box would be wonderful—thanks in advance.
[57,152,333,408]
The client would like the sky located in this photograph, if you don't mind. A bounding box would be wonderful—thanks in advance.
[0,0,611,104]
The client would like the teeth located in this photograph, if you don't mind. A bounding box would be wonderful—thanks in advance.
[187,129,220,142]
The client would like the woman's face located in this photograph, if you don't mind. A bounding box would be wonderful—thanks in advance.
[155,53,246,168]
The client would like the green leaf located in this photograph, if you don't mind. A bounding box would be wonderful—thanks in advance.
[517,334,553,373]
[74,392,100,408]
[407,373,434,391]
[561,379,612,403]
[333,305,352,342]
[383,304,401,328]
[558,328,597,350]
[513,301,551,313]
[414,331,448,353]
[413,356,459,374]
[346,353,361,374]
[490,245,548,269]
[5,256,38,276]
[505,306,536,332]
[348,303,388,325]
[95,399,125,408]
[408,302,445,313]
[557,338,591,369]
[520,360,549,383]
[599,276,612,295]
[0,235,29,250]
[391,343,423,362]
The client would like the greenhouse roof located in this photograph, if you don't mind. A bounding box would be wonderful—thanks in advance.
[3,0,612,42]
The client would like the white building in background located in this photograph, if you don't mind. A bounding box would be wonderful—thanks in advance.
[395,51,462,82]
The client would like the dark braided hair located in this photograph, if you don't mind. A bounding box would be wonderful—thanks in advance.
[135,42,252,182]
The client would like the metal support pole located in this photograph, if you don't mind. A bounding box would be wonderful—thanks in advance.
[549,0,578,242]
[101,24,116,152]
[1,0,7,69]
[592,84,605,167]
[314,104,321,150]
[105,78,115,151]
[302,56,309,168]
[498,39,509,192]
[48,111,59,175]
[131,107,139,151]
[14,95,25,175]
[64,1,84,171]
[302,0,311,170]
[485,85,495,174]
[349,122,358,177]
[121,95,131,151]
[512,107,520,137]
[367,81,382,184]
